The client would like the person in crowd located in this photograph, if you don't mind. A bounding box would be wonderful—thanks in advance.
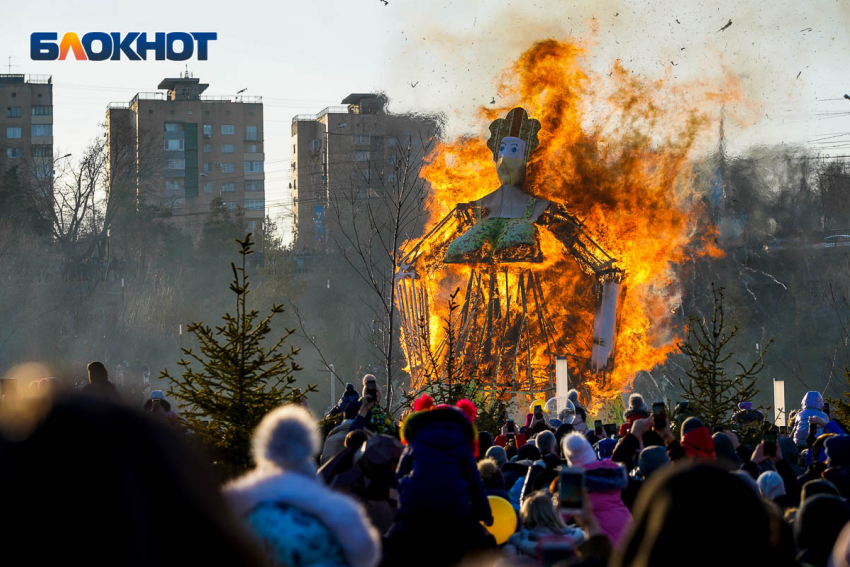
[383,395,494,567]
[142,390,180,422]
[792,391,830,448]
[479,430,494,458]
[822,434,850,498]
[732,401,764,426]
[328,434,403,536]
[0,395,268,566]
[81,361,120,401]
[226,405,381,567]
[620,445,670,510]
[611,465,792,567]
[568,389,589,434]
[618,393,649,437]
[520,431,564,500]
[712,431,741,470]
[596,437,617,460]
[799,432,835,484]
[478,458,510,500]
[322,400,371,464]
[318,429,371,485]
[518,442,542,463]
[503,491,587,560]
[794,494,850,567]
[486,444,509,468]
[658,416,715,462]
[337,382,360,414]
[494,418,528,449]
[562,432,632,545]
[800,478,839,501]
[758,470,794,510]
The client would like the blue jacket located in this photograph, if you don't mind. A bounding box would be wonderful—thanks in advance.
[792,391,829,447]
[396,407,493,525]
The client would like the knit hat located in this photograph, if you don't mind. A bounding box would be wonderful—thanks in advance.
[825,435,850,467]
[517,443,541,462]
[485,445,508,468]
[563,432,596,468]
[252,404,320,475]
[567,389,582,407]
[625,393,649,418]
[712,433,738,463]
[637,445,669,477]
[681,416,705,436]
[596,438,617,460]
[150,390,167,401]
[757,471,786,500]
[801,479,839,501]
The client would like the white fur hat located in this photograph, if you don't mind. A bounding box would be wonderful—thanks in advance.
[252,405,320,473]
[563,432,597,468]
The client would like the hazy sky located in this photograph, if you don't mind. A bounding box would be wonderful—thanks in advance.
[3,0,850,241]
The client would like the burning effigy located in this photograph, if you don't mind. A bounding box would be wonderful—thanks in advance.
[397,39,731,410]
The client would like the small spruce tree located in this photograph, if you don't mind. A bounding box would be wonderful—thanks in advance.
[162,233,314,475]
[678,285,773,431]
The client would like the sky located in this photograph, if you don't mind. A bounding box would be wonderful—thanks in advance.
[3,0,850,243]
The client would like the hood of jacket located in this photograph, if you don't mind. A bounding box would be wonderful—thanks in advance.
[681,426,716,461]
[802,391,825,411]
[225,469,381,567]
[583,458,629,492]
[401,406,475,452]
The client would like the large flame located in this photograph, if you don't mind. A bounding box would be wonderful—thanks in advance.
[405,38,738,406]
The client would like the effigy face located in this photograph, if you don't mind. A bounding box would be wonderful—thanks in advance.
[496,136,527,186]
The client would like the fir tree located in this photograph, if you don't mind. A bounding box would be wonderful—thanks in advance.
[678,285,773,430]
[162,233,314,475]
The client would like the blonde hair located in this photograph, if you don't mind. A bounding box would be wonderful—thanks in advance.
[477,458,499,480]
[520,491,566,533]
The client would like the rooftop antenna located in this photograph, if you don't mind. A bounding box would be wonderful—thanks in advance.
[6,56,17,74]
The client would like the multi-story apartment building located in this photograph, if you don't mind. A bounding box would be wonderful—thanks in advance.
[290,93,437,251]
[0,74,54,185]
[106,74,264,238]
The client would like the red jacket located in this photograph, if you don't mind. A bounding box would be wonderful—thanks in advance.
[618,412,648,437]
[494,433,527,449]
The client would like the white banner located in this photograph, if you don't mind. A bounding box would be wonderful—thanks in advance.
[591,280,621,372]
[555,356,569,413]
[774,379,786,427]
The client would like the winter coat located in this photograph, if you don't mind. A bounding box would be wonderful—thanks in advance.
[321,419,373,465]
[396,407,493,525]
[618,412,648,438]
[583,459,632,546]
[494,432,527,449]
[792,392,829,447]
[822,464,850,499]
[226,469,381,567]
[680,426,716,462]
[504,526,585,558]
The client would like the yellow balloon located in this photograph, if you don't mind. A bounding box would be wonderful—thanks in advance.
[482,495,517,545]
[530,399,548,414]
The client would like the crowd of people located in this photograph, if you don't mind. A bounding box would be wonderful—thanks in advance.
[1,362,850,567]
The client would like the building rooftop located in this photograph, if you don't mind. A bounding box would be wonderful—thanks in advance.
[340,93,375,105]
[157,77,209,94]
[0,74,52,85]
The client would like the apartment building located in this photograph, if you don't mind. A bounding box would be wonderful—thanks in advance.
[290,93,437,251]
[0,74,54,185]
[106,74,264,238]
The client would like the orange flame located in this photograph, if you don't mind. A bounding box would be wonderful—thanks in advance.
[405,38,738,406]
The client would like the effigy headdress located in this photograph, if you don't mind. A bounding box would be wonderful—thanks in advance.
[486,107,542,162]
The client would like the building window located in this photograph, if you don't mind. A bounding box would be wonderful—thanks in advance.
[244,198,264,211]
[387,138,397,147]
[221,124,235,135]
[165,158,185,170]
[203,181,212,194]
[247,220,257,230]
[203,124,212,137]
[31,105,52,116]
[148,109,153,114]
[223,200,236,212]
[35,164,51,178]
[6,107,21,118]
[32,144,52,157]
[225,110,230,116]
[354,151,369,162]
[244,160,263,173]
[246,125,257,140]
[203,143,212,153]
[205,111,210,116]
[221,162,235,173]
[387,155,396,164]
[387,172,397,183]
[203,162,212,173]
[32,124,53,137]
[354,133,371,145]
[222,182,235,192]
[165,123,179,132]
[164,139,184,151]
[249,112,254,117]
[188,110,193,115]
[165,179,181,191]
[6,148,21,159]
[221,144,235,153]
[6,127,21,139]
[245,144,258,153]
[245,180,264,192]
[310,139,321,152]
